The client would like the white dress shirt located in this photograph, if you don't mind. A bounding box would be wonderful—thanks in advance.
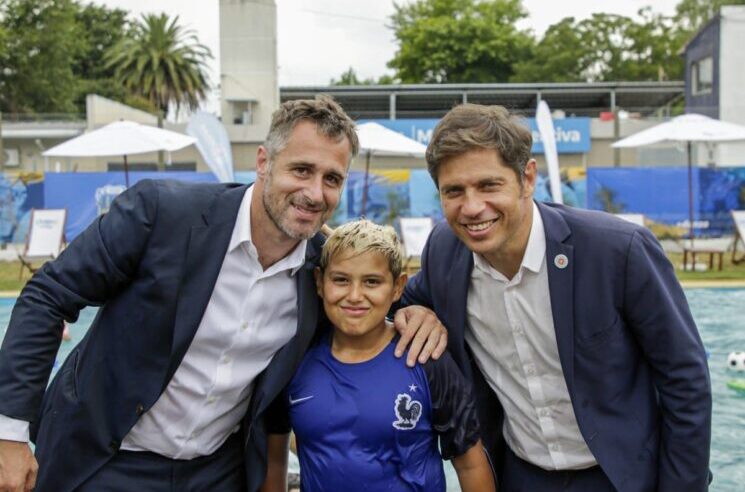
[0,185,307,460]
[464,203,597,470]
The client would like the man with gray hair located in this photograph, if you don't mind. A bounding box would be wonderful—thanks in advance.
[0,96,447,492]
[402,103,712,491]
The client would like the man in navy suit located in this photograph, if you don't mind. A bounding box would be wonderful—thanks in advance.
[401,104,712,491]
[0,97,446,492]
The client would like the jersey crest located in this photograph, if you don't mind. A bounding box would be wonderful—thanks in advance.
[392,393,423,430]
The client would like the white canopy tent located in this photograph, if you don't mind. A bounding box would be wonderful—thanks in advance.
[612,113,745,243]
[43,121,196,187]
[356,122,427,215]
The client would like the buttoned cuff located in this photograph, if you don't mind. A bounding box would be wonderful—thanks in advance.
[0,414,30,442]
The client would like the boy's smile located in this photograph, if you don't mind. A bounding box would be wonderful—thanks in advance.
[315,250,406,345]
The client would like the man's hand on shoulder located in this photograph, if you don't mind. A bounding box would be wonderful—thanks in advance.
[0,440,37,492]
[393,306,448,367]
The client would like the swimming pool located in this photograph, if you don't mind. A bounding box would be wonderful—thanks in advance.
[1,289,744,491]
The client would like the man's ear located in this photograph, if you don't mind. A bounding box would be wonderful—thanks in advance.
[313,267,324,298]
[522,159,537,198]
[256,146,269,180]
[392,273,408,302]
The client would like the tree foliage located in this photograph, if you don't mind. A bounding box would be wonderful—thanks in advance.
[105,13,212,117]
[330,67,395,85]
[674,0,745,33]
[387,0,534,83]
[71,3,135,110]
[511,9,683,83]
[0,0,82,114]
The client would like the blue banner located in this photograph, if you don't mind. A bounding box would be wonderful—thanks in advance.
[44,172,217,240]
[363,117,592,154]
[586,166,745,236]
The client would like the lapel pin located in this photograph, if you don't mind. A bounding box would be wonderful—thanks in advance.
[554,254,569,269]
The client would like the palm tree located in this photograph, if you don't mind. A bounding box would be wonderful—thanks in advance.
[105,13,212,117]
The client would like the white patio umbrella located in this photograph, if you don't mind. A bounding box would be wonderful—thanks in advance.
[356,122,427,215]
[612,113,745,243]
[43,121,196,187]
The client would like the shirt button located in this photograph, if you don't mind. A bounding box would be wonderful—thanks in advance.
[514,326,523,335]
[540,408,550,418]
[525,365,536,376]
[191,430,200,439]
[207,396,218,405]
[222,355,231,364]
[241,321,249,331]
[135,403,145,416]
[550,443,559,452]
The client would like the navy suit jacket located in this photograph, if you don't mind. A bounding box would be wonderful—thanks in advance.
[401,201,712,492]
[0,180,322,492]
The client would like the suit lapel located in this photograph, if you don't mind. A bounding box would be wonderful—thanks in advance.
[164,185,247,387]
[538,202,576,393]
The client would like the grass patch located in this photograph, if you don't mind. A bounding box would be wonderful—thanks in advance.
[0,261,32,292]
[667,252,745,281]
[1,251,744,295]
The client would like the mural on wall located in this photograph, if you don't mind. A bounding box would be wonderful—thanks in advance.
[0,173,44,246]
[15,166,745,244]
[587,167,745,237]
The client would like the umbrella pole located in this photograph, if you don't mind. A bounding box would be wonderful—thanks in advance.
[361,151,370,216]
[124,154,130,188]
[687,142,694,248]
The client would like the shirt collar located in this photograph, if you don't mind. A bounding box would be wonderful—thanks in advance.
[229,185,308,276]
[522,202,546,274]
[473,201,545,278]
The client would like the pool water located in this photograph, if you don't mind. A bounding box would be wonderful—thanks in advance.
[1,289,744,491]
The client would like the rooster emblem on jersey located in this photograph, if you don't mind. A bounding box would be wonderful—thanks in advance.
[392,393,423,430]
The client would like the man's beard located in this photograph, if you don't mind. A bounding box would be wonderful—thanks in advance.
[262,185,327,240]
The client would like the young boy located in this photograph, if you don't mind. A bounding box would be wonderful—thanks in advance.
[261,220,495,492]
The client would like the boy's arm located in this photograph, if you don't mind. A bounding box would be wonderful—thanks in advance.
[453,440,496,492]
[260,433,290,492]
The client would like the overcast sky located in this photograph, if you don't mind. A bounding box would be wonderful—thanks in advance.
[93,0,683,87]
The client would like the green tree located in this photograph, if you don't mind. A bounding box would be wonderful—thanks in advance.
[71,3,141,111]
[512,10,683,83]
[0,0,82,114]
[387,0,534,83]
[674,0,745,33]
[105,13,212,117]
[330,67,396,86]
[331,67,372,85]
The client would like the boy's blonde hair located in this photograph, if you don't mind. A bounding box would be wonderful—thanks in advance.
[320,220,404,279]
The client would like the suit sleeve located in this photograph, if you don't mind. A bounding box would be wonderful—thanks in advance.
[423,352,481,460]
[0,180,159,422]
[622,228,711,491]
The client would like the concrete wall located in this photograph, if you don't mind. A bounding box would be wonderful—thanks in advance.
[219,0,278,143]
[86,95,158,129]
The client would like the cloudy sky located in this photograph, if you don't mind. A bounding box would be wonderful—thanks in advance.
[94,0,683,87]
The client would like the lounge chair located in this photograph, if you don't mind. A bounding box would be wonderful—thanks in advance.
[399,217,434,275]
[18,209,67,277]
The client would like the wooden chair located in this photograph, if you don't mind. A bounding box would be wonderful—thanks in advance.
[399,217,434,275]
[18,209,67,277]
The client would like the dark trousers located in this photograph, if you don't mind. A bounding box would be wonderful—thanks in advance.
[76,432,246,492]
[501,447,616,492]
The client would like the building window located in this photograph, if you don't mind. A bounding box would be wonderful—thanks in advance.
[691,56,713,95]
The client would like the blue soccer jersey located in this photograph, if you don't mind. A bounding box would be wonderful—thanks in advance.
[268,336,481,492]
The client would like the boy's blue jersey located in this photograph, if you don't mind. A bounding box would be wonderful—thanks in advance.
[273,337,481,492]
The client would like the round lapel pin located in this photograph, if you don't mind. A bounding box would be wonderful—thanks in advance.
[554,254,569,269]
